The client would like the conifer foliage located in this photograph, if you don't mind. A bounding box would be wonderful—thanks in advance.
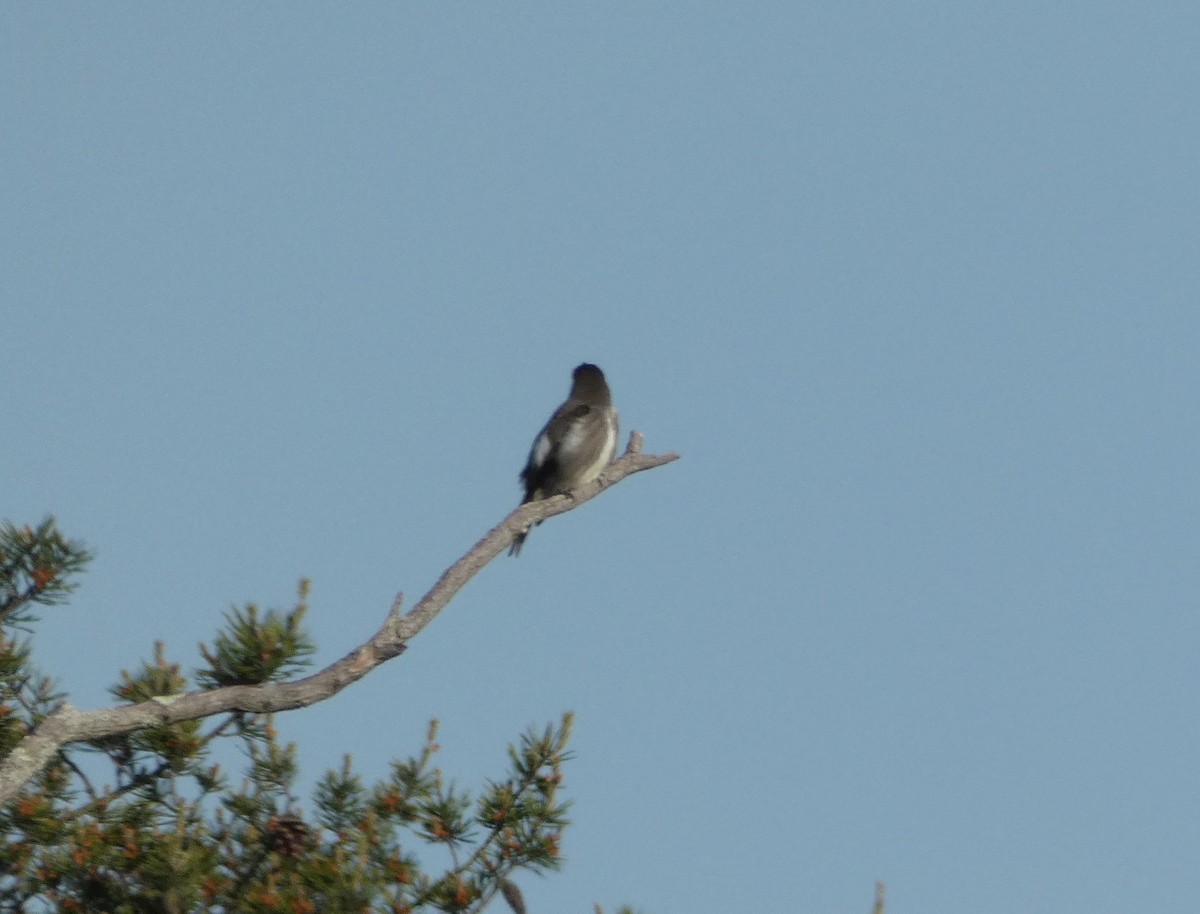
[0,517,629,913]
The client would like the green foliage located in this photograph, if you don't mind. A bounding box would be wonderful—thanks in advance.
[0,516,93,626]
[0,518,85,784]
[0,519,632,912]
[197,583,316,688]
[0,709,578,912]
[108,641,206,775]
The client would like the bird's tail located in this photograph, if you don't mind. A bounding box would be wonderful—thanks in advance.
[508,527,529,557]
[510,515,546,557]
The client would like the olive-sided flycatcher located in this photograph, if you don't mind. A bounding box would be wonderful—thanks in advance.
[509,363,619,556]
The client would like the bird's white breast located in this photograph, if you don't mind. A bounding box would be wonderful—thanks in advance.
[563,412,618,484]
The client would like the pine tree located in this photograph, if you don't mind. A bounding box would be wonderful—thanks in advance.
[0,520,666,912]
[1,438,673,911]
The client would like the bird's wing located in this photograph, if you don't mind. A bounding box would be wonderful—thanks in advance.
[519,402,592,490]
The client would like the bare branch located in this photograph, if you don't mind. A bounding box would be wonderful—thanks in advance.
[0,434,678,805]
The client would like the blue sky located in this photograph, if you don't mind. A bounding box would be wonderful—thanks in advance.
[3,3,1199,912]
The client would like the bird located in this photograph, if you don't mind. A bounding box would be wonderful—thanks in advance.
[509,363,619,556]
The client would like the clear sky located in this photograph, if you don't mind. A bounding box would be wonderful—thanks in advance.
[3,4,1198,913]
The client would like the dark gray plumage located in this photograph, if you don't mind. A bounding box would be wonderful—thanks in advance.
[510,363,619,557]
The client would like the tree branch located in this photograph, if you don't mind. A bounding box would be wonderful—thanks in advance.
[0,433,678,805]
